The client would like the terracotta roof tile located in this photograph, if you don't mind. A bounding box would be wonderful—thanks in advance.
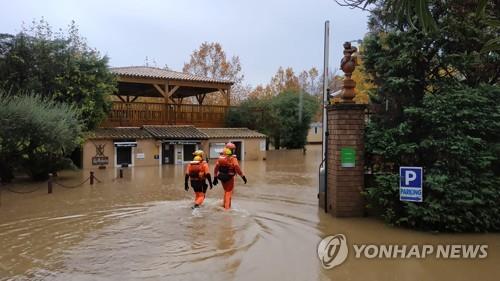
[91,127,152,140]
[110,66,233,84]
[143,125,208,139]
[199,128,267,139]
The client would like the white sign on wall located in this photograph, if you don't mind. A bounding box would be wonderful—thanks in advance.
[136,153,145,159]
[209,143,225,159]
[260,140,266,151]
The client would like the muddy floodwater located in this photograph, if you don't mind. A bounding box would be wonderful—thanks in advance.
[0,145,498,280]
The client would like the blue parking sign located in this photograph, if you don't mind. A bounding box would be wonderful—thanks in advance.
[400,167,423,202]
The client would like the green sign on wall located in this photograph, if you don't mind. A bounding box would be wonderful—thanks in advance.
[341,147,356,168]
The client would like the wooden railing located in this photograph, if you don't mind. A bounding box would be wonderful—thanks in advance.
[102,102,230,127]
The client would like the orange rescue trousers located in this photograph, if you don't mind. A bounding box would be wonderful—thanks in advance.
[221,178,235,209]
[194,191,205,205]
[191,182,208,206]
[213,155,245,210]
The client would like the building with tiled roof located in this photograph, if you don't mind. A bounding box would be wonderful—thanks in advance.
[82,65,266,169]
[83,125,267,168]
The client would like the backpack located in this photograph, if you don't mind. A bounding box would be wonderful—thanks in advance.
[188,162,205,181]
[217,156,235,182]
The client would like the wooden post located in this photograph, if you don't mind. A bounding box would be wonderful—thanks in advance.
[48,173,53,194]
[167,82,170,125]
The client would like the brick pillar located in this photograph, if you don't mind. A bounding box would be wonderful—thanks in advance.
[326,103,366,217]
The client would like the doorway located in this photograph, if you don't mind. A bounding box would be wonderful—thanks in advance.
[183,144,196,162]
[232,141,242,160]
[162,144,175,164]
[116,146,132,166]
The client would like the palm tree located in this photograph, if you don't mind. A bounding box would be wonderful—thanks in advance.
[334,0,498,52]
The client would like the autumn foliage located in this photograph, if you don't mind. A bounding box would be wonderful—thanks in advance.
[183,42,246,105]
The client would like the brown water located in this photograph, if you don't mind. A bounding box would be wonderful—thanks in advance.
[0,145,498,281]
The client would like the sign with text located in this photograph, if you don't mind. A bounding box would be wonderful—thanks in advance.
[92,156,109,165]
[114,142,137,147]
[340,147,356,168]
[163,140,201,145]
[400,166,423,202]
[92,144,109,166]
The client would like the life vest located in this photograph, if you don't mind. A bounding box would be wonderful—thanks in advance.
[217,156,235,182]
[188,161,206,181]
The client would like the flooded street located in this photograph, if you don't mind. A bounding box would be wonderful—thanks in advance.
[0,145,498,281]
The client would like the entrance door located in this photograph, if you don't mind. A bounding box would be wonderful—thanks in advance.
[116,147,132,166]
[162,144,175,164]
[233,141,242,160]
[183,144,196,162]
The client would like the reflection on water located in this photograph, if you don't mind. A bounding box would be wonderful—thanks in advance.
[0,145,498,281]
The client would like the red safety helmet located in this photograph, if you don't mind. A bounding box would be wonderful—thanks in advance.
[225,142,236,149]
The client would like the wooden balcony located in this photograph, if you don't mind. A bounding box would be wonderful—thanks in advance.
[101,102,230,128]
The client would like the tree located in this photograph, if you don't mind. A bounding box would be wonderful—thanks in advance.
[364,1,498,126]
[226,91,319,149]
[183,42,247,105]
[0,19,116,130]
[268,67,301,94]
[271,91,319,148]
[363,1,499,232]
[0,94,83,181]
[351,45,373,104]
[365,85,500,232]
[249,66,322,99]
[334,0,498,52]
[247,84,274,100]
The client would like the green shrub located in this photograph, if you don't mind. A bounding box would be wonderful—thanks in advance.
[365,85,500,232]
[0,94,83,181]
[0,19,116,130]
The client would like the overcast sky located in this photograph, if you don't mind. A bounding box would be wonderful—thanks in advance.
[1,0,369,87]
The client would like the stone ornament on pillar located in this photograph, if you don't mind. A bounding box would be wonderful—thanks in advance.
[322,41,366,217]
[340,42,358,103]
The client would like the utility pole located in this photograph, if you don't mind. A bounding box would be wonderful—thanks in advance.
[322,21,330,158]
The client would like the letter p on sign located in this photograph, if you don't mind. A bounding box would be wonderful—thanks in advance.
[400,167,422,188]
[405,171,417,186]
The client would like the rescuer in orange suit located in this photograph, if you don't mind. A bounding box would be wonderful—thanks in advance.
[213,147,247,209]
[225,142,237,157]
[185,155,213,208]
[193,150,210,195]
